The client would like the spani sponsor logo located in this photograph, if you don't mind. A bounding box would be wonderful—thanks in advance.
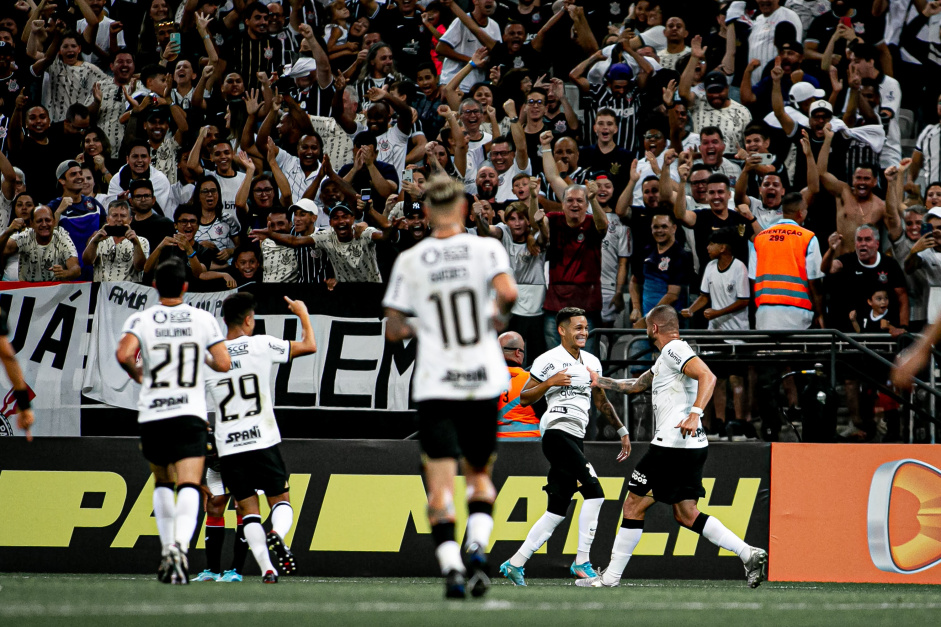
[148,395,189,410]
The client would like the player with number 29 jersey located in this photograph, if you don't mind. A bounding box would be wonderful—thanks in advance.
[206,335,291,456]
[383,232,512,402]
[121,303,225,424]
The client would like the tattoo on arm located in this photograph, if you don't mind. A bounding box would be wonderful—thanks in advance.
[593,388,623,430]
[596,370,653,394]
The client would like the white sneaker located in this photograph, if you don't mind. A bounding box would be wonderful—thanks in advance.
[574,570,619,587]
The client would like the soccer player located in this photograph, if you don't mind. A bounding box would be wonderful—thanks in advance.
[0,307,34,441]
[576,305,768,588]
[205,293,318,583]
[384,175,519,599]
[115,258,232,585]
[499,307,631,586]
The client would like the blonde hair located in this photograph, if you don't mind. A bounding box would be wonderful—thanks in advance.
[424,174,465,214]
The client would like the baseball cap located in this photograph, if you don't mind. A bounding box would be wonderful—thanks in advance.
[56,160,82,180]
[328,203,354,217]
[790,82,825,104]
[403,202,423,218]
[605,63,633,82]
[290,198,319,217]
[0,41,14,56]
[779,40,803,54]
[926,207,941,221]
[703,71,728,93]
[725,1,747,22]
[144,106,171,122]
[809,100,834,116]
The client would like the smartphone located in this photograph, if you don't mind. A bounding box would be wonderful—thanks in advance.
[757,153,776,166]
[840,16,853,29]
[921,221,934,236]
[105,225,128,237]
[402,169,413,183]
[169,32,181,49]
[360,189,372,203]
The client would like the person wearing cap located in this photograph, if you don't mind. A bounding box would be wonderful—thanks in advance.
[570,55,649,152]
[903,207,941,301]
[47,159,106,277]
[289,198,334,284]
[0,205,80,282]
[680,36,752,148]
[742,40,821,116]
[250,201,390,283]
[746,0,803,87]
[128,178,175,253]
[390,200,431,253]
[765,77,825,136]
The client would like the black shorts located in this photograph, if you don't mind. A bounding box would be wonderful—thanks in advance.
[627,445,708,504]
[219,445,290,502]
[139,415,208,466]
[418,398,498,468]
[541,429,602,498]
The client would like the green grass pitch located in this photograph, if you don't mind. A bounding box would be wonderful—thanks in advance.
[1,574,939,626]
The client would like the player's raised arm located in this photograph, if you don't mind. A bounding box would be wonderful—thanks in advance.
[1,331,34,441]
[592,370,653,394]
[590,382,631,461]
[284,297,317,357]
[676,356,717,438]
[207,341,232,373]
[116,332,143,384]
[384,308,415,342]
[520,368,571,407]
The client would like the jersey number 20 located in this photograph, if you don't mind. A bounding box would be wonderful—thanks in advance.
[150,342,199,388]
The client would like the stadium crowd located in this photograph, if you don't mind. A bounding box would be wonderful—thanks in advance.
[1,0,940,441]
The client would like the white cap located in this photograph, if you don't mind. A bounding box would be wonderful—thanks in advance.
[809,100,833,116]
[725,1,747,22]
[290,198,319,216]
[790,82,825,104]
[927,207,941,221]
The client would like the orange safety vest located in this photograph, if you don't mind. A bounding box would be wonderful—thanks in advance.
[753,220,815,310]
[497,366,541,441]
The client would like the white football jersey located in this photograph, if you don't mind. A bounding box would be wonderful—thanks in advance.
[206,335,291,456]
[650,339,706,449]
[529,345,602,439]
[121,303,225,424]
[383,233,512,402]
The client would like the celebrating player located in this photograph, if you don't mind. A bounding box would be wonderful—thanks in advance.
[576,305,768,588]
[205,293,318,583]
[115,258,232,585]
[384,175,519,599]
[500,307,630,586]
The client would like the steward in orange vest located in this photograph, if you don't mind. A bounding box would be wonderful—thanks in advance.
[497,333,540,441]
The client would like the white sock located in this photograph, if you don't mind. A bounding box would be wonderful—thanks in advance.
[576,498,604,564]
[509,512,565,567]
[244,519,276,574]
[601,524,644,584]
[270,501,294,547]
[701,515,751,561]
[152,485,175,552]
[172,486,201,551]
[465,512,494,550]
[435,540,465,575]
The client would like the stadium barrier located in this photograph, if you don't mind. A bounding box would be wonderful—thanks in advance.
[769,443,941,584]
[0,438,770,579]
[0,281,418,439]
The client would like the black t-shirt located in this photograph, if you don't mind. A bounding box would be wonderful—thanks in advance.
[829,252,907,331]
[0,68,34,118]
[496,2,554,39]
[19,138,58,201]
[691,209,753,274]
[489,41,545,76]
[337,160,400,200]
[378,13,434,80]
[131,214,176,252]
[46,123,86,166]
[578,145,634,198]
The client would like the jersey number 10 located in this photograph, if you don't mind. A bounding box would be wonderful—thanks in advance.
[429,289,480,349]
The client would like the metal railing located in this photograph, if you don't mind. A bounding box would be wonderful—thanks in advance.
[591,328,939,443]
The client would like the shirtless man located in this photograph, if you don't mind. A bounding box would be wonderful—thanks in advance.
[818,124,884,256]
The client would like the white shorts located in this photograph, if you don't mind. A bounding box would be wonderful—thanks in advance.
[206,467,226,497]
[756,305,812,331]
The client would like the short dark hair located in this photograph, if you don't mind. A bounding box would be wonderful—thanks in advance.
[709,226,736,246]
[174,204,198,222]
[647,304,679,331]
[854,162,877,177]
[491,135,516,152]
[641,175,659,186]
[852,41,878,63]
[556,307,587,328]
[528,86,548,100]
[706,173,731,188]
[223,292,256,327]
[390,80,416,101]
[416,62,438,76]
[700,126,724,141]
[126,138,151,154]
[243,1,269,18]
[353,131,377,148]
[154,258,186,298]
[66,103,90,122]
[690,163,711,176]
[652,209,676,225]
[139,64,168,87]
[744,124,769,139]
[781,191,805,216]
[595,107,618,122]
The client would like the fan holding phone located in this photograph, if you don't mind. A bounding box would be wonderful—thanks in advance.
[82,201,150,282]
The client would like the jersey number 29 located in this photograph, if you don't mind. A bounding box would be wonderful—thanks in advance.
[216,374,262,422]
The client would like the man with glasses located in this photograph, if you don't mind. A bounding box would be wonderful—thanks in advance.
[82,200,149,282]
[188,132,247,219]
[48,160,106,279]
[109,140,173,214]
[521,87,550,176]
[129,179,175,253]
[495,331,540,441]
[459,99,492,181]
